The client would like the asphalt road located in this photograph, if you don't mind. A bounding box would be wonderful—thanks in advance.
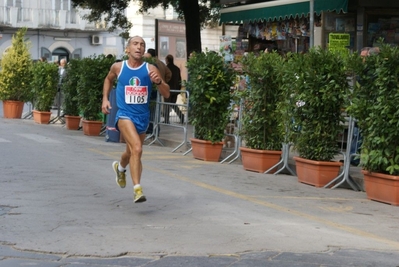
[0,116,399,267]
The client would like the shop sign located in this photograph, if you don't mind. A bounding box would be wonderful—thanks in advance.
[328,33,350,52]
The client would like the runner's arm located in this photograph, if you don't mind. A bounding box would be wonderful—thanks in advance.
[102,62,120,114]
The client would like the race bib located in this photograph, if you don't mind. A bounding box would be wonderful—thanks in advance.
[125,85,148,104]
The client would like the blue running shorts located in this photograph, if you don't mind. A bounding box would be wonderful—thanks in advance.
[115,110,150,135]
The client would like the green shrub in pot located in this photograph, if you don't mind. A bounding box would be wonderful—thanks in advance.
[0,27,33,102]
[30,61,59,111]
[62,58,82,116]
[185,50,235,143]
[283,48,349,161]
[348,43,399,175]
[239,51,284,151]
[77,54,115,121]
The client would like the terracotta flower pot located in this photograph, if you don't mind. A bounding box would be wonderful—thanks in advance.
[82,120,103,136]
[32,110,52,124]
[294,156,342,188]
[362,170,399,206]
[240,147,282,173]
[2,100,24,119]
[64,115,82,130]
[190,138,224,162]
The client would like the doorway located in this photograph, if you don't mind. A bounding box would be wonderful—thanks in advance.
[52,47,69,64]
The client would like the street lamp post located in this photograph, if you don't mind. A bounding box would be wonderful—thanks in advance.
[309,0,314,48]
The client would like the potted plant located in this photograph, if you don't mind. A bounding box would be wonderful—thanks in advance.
[77,54,115,136]
[0,27,33,118]
[185,51,235,162]
[238,51,284,173]
[30,61,59,124]
[348,43,399,205]
[283,48,348,187]
[62,58,82,130]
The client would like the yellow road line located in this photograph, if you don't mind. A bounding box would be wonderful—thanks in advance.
[161,169,399,250]
[253,195,366,201]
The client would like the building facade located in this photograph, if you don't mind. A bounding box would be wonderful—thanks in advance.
[0,0,125,63]
[219,0,399,54]
[126,2,238,56]
[0,1,239,64]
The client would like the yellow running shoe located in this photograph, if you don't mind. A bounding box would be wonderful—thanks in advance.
[134,185,146,203]
[112,161,126,188]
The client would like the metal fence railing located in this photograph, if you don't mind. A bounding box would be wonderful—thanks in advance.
[146,90,190,152]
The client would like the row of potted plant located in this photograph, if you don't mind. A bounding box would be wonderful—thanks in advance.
[0,28,115,136]
[186,45,399,206]
[63,55,115,135]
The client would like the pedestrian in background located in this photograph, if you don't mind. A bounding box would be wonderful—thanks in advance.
[165,54,184,124]
[146,48,171,83]
[102,36,170,203]
[52,58,67,109]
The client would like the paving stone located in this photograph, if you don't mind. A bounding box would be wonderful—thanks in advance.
[61,256,153,266]
[0,258,61,267]
[0,245,61,261]
[145,255,237,267]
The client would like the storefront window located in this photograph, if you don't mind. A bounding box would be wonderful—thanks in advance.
[243,16,322,54]
[366,15,399,47]
[323,12,356,51]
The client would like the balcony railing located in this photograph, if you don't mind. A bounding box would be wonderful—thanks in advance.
[0,6,107,31]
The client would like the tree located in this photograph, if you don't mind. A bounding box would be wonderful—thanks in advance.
[71,0,221,57]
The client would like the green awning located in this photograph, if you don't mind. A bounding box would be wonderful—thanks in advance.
[220,0,348,24]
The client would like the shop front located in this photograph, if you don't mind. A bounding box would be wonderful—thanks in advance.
[356,1,399,50]
[220,0,399,55]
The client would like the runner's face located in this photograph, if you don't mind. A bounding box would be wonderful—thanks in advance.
[126,37,145,60]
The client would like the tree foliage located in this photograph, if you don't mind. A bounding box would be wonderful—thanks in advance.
[71,0,221,57]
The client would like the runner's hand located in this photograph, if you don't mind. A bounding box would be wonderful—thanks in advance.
[102,100,111,114]
[149,70,162,85]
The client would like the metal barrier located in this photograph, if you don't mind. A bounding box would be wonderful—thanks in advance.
[324,116,362,191]
[221,98,242,164]
[146,90,190,152]
[325,76,362,191]
[22,102,33,119]
[182,97,242,161]
[153,88,360,192]
[224,97,295,176]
